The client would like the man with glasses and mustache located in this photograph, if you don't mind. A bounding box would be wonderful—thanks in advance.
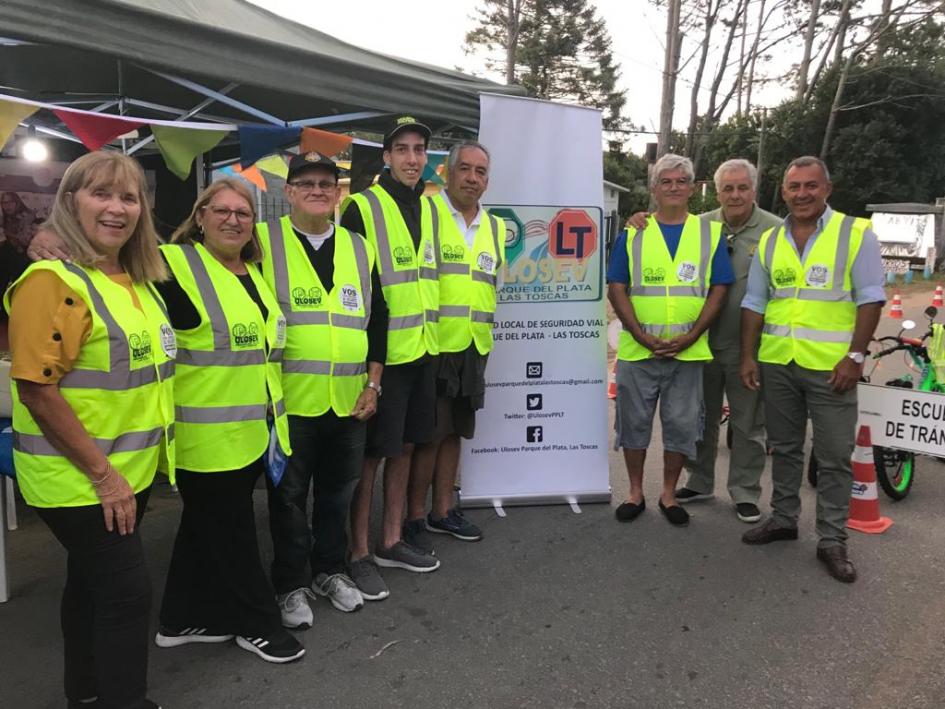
[257,152,389,628]
[608,154,733,528]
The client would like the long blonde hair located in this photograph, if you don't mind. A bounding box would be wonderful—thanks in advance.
[43,151,167,283]
[170,178,263,263]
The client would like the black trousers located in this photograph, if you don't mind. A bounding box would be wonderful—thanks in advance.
[266,412,365,592]
[159,461,281,637]
[36,488,153,709]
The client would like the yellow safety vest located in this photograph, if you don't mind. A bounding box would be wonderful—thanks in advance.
[258,218,374,417]
[758,211,866,371]
[617,215,721,362]
[161,243,290,472]
[342,184,439,364]
[429,193,505,354]
[5,261,176,507]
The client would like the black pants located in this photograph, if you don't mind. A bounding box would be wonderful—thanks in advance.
[159,461,281,637]
[266,412,365,592]
[36,488,152,709]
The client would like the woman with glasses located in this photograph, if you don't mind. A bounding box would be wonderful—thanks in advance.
[153,178,304,664]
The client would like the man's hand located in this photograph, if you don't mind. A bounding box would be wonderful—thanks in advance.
[95,468,137,535]
[827,356,862,393]
[657,332,697,358]
[27,229,72,262]
[740,357,761,391]
[632,331,672,357]
[625,211,651,231]
[350,387,378,421]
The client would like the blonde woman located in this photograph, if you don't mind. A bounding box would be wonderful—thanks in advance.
[5,151,174,709]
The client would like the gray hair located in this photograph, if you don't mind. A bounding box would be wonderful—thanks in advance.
[784,155,831,183]
[650,153,694,189]
[447,141,491,175]
[714,159,758,191]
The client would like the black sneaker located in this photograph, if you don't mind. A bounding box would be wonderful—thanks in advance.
[402,518,436,555]
[735,502,762,523]
[155,626,234,648]
[236,631,305,664]
[426,508,483,541]
[675,487,713,503]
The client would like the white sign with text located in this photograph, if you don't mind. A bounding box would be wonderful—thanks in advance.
[857,382,945,456]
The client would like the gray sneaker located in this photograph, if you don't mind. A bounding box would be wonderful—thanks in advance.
[348,556,390,601]
[276,587,315,629]
[402,518,436,555]
[374,541,441,573]
[313,572,364,612]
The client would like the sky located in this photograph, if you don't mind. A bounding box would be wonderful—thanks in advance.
[249,0,789,152]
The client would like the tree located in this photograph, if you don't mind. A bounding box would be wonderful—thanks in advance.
[603,149,650,219]
[465,0,627,130]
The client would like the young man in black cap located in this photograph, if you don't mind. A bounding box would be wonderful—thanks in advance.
[257,152,388,626]
[341,117,442,601]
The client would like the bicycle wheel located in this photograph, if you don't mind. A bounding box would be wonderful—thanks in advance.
[874,445,915,500]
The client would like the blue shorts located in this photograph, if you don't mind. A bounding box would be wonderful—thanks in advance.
[614,358,705,458]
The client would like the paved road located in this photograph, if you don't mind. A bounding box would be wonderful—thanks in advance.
[2,287,944,709]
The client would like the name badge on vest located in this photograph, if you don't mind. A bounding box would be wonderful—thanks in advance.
[806,264,830,287]
[160,323,177,359]
[340,284,361,312]
[676,261,698,283]
[477,251,495,275]
[276,315,287,347]
[423,241,436,265]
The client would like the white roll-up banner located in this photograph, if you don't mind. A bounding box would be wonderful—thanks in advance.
[459,93,611,508]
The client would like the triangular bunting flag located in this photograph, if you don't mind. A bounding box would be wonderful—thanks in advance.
[232,164,267,192]
[300,127,353,158]
[0,100,40,152]
[52,109,145,151]
[255,154,288,180]
[349,143,385,193]
[422,154,447,186]
[152,124,229,180]
[238,125,300,168]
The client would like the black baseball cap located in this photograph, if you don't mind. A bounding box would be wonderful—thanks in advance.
[286,152,341,182]
[383,116,432,151]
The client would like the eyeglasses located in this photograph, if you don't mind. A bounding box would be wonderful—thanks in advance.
[658,178,693,189]
[203,205,254,222]
[288,180,337,192]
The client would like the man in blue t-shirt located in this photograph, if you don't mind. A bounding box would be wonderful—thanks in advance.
[607,154,734,528]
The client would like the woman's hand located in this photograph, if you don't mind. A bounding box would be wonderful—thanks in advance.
[94,466,138,535]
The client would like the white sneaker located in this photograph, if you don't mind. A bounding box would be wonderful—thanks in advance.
[313,572,364,612]
[276,587,314,629]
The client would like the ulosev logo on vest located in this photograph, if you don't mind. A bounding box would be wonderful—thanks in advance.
[442,244,465,262]
[773,267,797,287]
[393,246,414,267]
[129,331,152,362]
[292,286,323,307]
[232,323,260,348]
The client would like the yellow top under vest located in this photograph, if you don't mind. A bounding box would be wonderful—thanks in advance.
[5,261,176,507]
[161,242,291,472]
[757,210,867,371]
[617,215,722,362]
[429,193,505,355]
[257,218,374,417]
[341,184,439,364]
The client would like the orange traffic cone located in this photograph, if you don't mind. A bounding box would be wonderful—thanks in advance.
[888,292,903,319]
[607,361,617,400]
[846,425,893,534]
[932,284,943,308]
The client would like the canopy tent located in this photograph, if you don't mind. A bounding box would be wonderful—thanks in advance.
[0,0,521,144]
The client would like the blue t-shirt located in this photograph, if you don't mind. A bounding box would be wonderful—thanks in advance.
[606,222,734,286]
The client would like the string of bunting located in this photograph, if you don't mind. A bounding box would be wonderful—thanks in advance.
[0,92,448,188]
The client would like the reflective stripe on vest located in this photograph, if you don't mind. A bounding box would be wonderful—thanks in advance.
[261,218,372,416]
[757,213,861,370]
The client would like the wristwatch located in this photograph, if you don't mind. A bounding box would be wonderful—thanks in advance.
[846,351,866,364]
[365,380,383,396]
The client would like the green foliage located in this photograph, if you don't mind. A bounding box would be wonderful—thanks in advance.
[466,0,627,131]
[697,17,945,216]
[602,150,649,218]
